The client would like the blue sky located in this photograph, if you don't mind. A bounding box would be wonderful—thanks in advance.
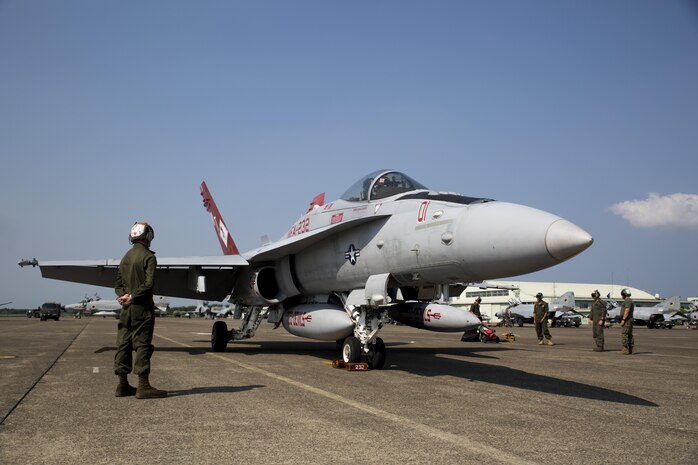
[1,1,697,308]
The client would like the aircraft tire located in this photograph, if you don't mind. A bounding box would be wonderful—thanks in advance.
[516,317,524,327]
[342,336,362,364]
[211,321,228,352]
[367,337,386,369]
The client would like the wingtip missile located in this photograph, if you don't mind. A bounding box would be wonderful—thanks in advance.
[18,258,38,267]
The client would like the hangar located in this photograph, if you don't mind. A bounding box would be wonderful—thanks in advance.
[452,281,658,322]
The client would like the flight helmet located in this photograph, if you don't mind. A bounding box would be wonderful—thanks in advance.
[620,288,631,298]
[129,222,154,244]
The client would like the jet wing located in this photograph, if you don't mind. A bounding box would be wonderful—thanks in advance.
[36,255,247,301]
[246,214,390,263]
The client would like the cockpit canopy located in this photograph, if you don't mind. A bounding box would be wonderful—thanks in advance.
[340,170,428,202]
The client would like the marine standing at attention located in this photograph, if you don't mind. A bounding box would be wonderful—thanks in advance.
[589,290,606,352]
[619,288,634,355]
[114,222,167,399]
[533,292,554,346]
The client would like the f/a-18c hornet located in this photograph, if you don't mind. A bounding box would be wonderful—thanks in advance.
[19,169,593,368]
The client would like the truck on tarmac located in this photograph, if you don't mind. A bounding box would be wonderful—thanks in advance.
[39,302,62,321]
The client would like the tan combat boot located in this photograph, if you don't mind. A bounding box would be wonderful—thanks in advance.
[136,374,167,399]
[115,373,137,397]
[621,347,630,355]
[547,339,554,346]
[538,340,544,345]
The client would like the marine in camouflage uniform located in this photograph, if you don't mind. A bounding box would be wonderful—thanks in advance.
[589,290,606,351]
[470,297,482,321]
[533,293,554,345]
[114,222,166,398]
[620,289,634,355]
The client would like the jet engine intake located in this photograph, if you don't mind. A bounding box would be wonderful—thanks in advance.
[282,304,354,341]
[388,302,480,332]
[250,267,280,303]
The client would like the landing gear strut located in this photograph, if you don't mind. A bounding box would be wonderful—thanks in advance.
[341,304,389,369]
[341,335,386,369]
[210,305,266,352]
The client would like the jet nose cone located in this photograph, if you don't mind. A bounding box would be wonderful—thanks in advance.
[545,219,593,261]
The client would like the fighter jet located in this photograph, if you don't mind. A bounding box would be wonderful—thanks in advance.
[495,292,577,327]
[606,296,682,328]
[19,169,592,368]
[65,294,170,318]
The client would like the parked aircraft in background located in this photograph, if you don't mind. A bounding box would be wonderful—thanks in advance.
[65,294,170,318]
[19,169,592,368]
[606,296,682,328]
[495,292,577,327]
[687,306,698,326]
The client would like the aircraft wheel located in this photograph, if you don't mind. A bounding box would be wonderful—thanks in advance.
[342,336,362,364]
[211,321,228,352]
[516,317,524,327]
[367,337,386,369]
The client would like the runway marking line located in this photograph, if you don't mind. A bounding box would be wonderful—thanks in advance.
[155,332,536,465]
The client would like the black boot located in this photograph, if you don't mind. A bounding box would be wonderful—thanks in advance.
[136,374,167,399]
[115,373,137,397]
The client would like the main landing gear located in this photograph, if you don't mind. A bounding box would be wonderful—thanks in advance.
[341,336,386,369]
[341,305,388,369]
[210,305,265,352]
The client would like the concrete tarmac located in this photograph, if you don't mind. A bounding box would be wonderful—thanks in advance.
[1,316,696,465]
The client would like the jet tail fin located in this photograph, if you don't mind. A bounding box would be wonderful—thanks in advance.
[663,296,681,312]
[552,291,575,310]
[200,181,240,255]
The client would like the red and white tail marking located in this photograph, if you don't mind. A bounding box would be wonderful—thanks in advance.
[307,192,325,213]
[200,181,240,255]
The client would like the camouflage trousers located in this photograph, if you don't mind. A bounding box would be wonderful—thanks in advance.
[621,321,634,349]
[114,304,155,376]
[592,320,604,349]
[535,320,552,341]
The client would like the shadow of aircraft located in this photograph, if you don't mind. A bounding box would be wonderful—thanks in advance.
[192,339,656,407]
[385,345,657,407]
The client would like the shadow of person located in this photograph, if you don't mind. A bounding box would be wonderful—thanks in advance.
[167,384,265,398]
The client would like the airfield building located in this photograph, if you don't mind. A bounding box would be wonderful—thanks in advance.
[452,281,658,322]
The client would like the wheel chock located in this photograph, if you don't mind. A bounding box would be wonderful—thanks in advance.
[346,362,369,371]
[331,360,370,371]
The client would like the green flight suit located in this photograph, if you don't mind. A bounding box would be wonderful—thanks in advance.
[114,242,157,376]
[534,300,552,341]
[590,297,606,349]
[621,297,634,350]
[470,302,482,321]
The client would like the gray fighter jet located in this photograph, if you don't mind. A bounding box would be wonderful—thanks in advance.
[495,292,577,327]
[606,295,682,328]
[19,169,592,368]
